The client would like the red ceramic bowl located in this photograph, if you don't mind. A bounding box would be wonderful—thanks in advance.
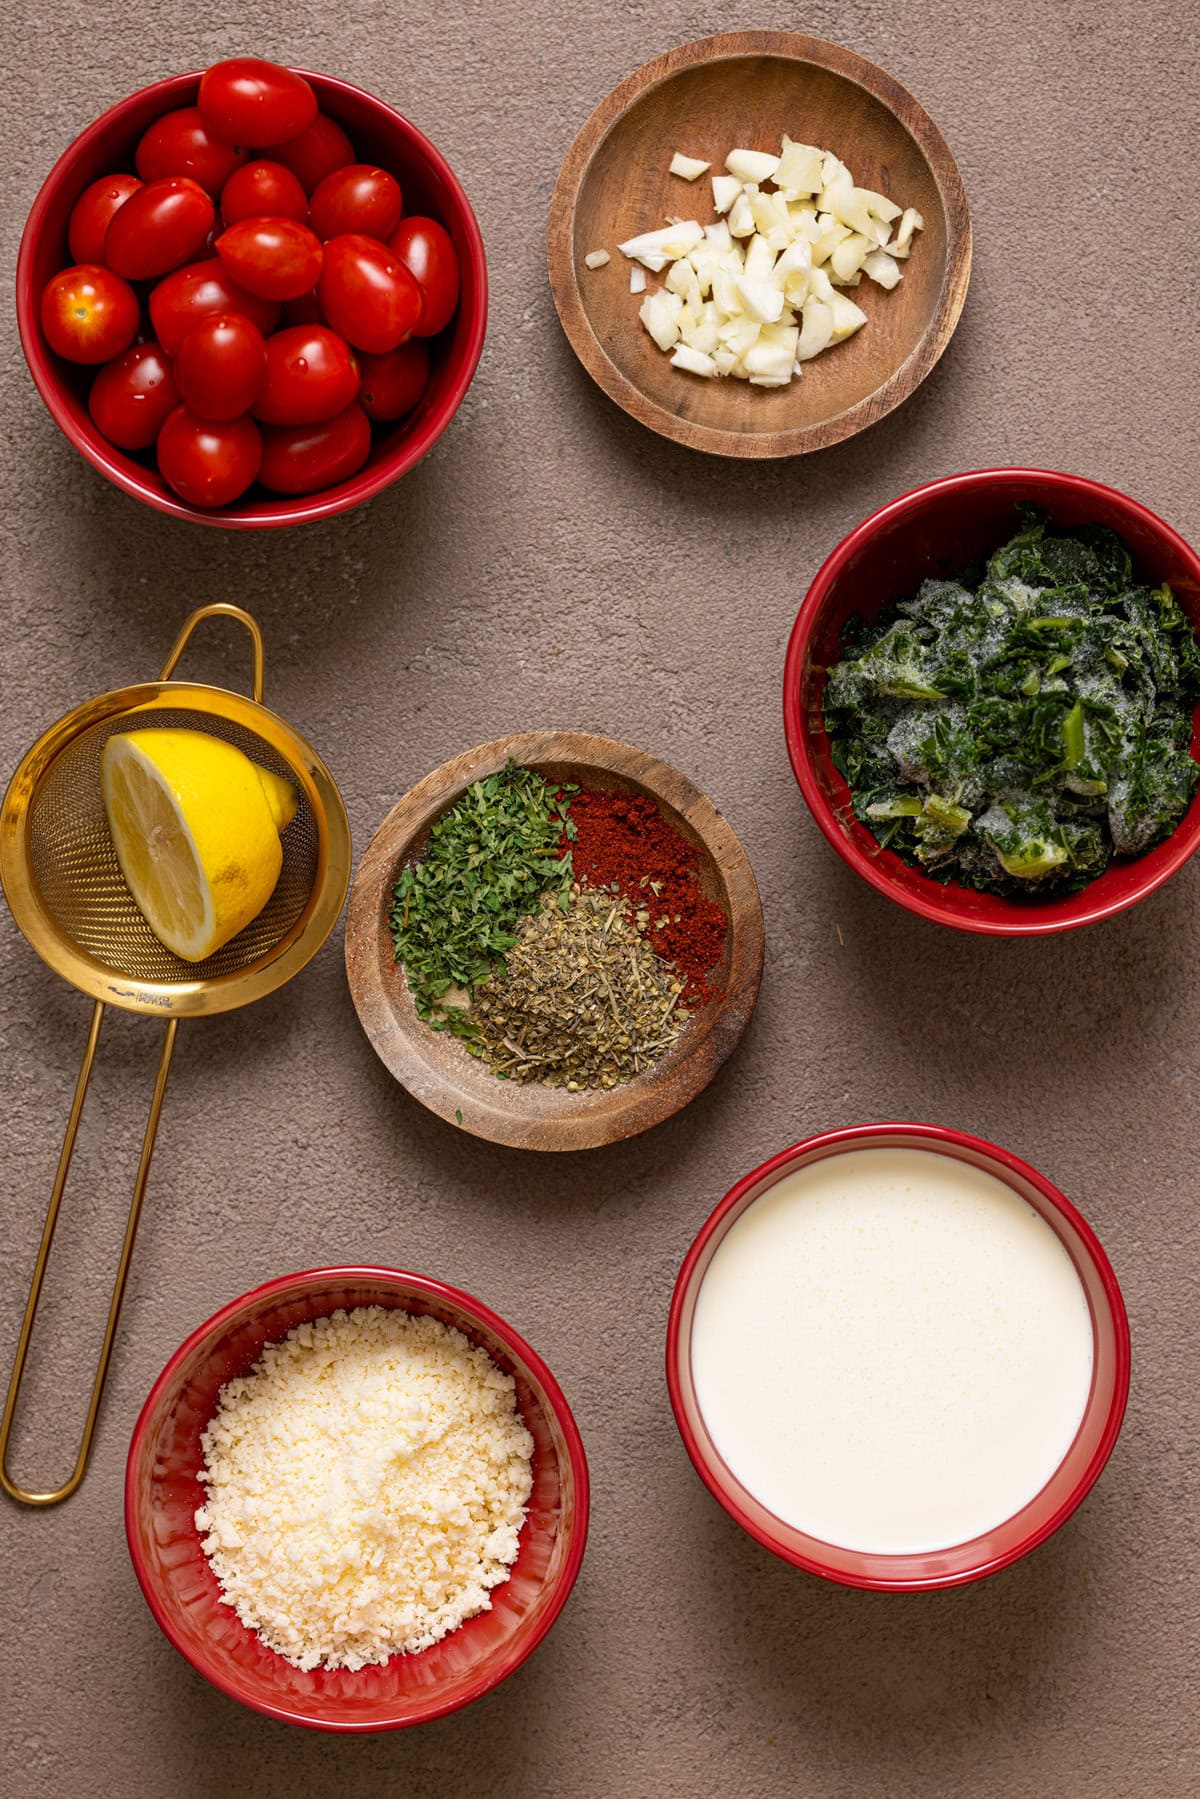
[783,469,1200,933]
[667,1124,1130,1591]
[126,1266,588,1730]
[17,71,486,528]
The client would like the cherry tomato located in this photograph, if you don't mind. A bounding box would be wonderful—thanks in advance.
[318,234,421,353]
[149,258,280,353]
[281,287,325,327]
[157,406,262,507]
[135,108,246,196]
[271,112,354,194]
[67,174,143,263]
[41,264,140,364]
[252,325,359,425]
[87,342,178,449]
[216,217,323,301]
[174,313,267,420]
[259,402,370,494]
[308,164,403,241]
[390,217,460,336]
[358,341,430,421]
[220,159,308,227]
[198,58,317,148]
[104,177,215,280]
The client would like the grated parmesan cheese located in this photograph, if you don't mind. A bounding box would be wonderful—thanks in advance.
[194,1305,535,1671]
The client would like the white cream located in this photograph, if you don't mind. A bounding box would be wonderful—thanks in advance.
[690,1147,1094,1554]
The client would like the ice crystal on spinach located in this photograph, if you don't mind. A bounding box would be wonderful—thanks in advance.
[825,509,1200,897]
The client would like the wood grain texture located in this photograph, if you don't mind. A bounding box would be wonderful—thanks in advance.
[344,732,764,1150]
[548,31,972,458]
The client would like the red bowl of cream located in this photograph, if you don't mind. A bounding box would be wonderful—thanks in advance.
[126,1266,588,1729]
[667,1124,1130,1591]
[783,468,1200,933]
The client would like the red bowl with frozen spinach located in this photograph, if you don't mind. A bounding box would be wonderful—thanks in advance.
[784,468,1200,934]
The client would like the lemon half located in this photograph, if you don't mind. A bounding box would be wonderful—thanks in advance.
[100,728,298,963]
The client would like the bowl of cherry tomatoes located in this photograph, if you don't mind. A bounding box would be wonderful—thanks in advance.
[17,58,486,527]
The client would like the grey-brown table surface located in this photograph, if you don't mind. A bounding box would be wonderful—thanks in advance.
[2,2,1197,1795]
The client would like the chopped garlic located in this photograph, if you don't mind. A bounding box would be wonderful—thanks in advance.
[727,192,756,238]
[726,147,781,185]
[890,207,924,257]
[670,152,710,181]
[640,290,682,351]
[618,222,704,267]
[830,232,871,282]
[775,137,824,195]
[861,248,901,289]
[711,174,741,214]
[583,249,610,270]
[828,291,869,341]
[733,274,785,324]
[796,298,834,360]
[671,343,717,376]
[626,133,921,389]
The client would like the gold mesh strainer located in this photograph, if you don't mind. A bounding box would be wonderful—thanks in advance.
[0,605,351,1506]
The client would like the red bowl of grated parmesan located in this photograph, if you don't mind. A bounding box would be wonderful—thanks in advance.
[125,1266,589,1730]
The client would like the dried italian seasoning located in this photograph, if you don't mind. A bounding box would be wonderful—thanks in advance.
[467,886,688,1088]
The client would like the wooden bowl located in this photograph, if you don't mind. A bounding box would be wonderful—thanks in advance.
[547,31,971,458]
[344,733,764,1150]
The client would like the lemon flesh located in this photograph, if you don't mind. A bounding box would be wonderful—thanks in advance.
[100,729,297,963]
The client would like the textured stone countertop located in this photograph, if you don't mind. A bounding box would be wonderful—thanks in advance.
[1,3,1197,1795]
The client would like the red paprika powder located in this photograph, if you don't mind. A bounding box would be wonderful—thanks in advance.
[560,788,728,1005]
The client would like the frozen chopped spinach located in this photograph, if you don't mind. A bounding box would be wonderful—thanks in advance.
[825,508,1200,897]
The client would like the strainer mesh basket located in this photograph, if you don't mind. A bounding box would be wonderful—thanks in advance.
[27,706,320,983]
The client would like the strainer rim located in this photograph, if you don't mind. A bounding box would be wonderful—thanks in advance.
[0,680,351,1017]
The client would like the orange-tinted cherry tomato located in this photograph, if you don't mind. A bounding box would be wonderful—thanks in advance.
[258,402,370,494]
[67,174,143,263]
[252,325,359,425]
[135,108,246,196]
[318,234,421,353]
[308,164,403,241]
[87,341,178,448]
[272,111,354,194]
[198,58,317,147]
[220,159,308,227]
[390,217,460,336]
[157,406,262,507]
[174,313,267,420]
[104,177,215,280]
[215,216,323,301]
[358,340,430,421]
[41,263,140,364]
[148,258,280,353]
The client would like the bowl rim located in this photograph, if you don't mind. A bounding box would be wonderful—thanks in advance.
[547,28,972,460]
[665,1122,1132,1591]
[124,1263,591,1731]
[343,729,766,1151]
[16,68,487,529]
[782,465,1200,934]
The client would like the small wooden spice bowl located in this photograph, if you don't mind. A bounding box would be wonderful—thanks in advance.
[344,732,764,1151]
[547,31,971,458]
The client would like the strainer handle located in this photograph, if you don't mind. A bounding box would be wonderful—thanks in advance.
[0,1003,178,1507]
[158,603,265,702]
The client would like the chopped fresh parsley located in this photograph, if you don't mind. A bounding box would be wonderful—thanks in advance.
[390,759,576,1033]
[825,509,1200,897]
